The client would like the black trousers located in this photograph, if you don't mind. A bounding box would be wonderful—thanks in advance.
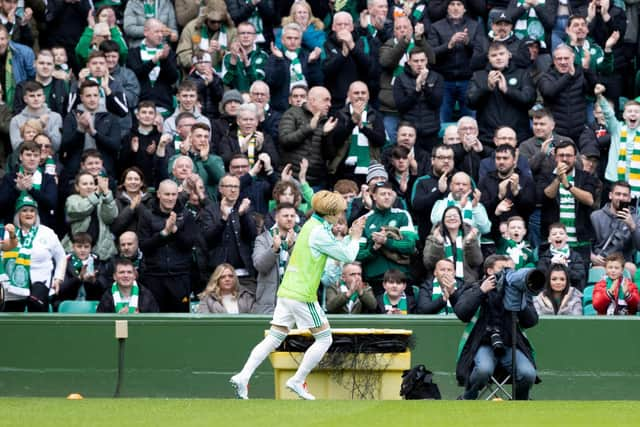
[145,274,190,313]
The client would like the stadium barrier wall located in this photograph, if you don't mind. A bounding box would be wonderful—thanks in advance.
[1,314,639,400]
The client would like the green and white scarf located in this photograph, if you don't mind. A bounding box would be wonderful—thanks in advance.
[284,49,305,89]
[143,0,157,18]
[246,0,265,43]
[270,225,299,276]
[550,244,570,260]
[618,126,640,198]
[514,0,546,48]
[444,230,464,281]
[339,280,360,313]
[391,37,415,85]
[558,170,577,244]
[5,48,15,107]
[605,277,628,315]
[345,104,369,175]
[19,166,43,190]
[139,41,162,86]
[2,226,38,297]
[383,292,408,314]
[431,278,454,314]
[502,238,533,269]
[112,281,139,313]
[446,194,473,225]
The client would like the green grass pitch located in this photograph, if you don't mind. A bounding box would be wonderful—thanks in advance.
[3,399,640,427]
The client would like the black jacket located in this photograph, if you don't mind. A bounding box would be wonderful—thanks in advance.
[537,243,588,291]
[415,277,463,314]
[453,280,538,386]
[187,71,224,121]
[127,47,179,111]
[376,293,417,314]
[472,33,532,71]
[14,78,69,118]
[0,171,58,228]
[96,283,159,313]
[138,199,198,276]
[218,132,280,170]
[110,191,154,237]
[538,65,597,141]
[466,64,536,144]
[57,254,104,302]
[238,171,279,216]
[427,15,486,81]
[393,66,444,137]
[61,110,121,177]
[538,168,597,241]
[264,50,323,113]
[410,174,449,242]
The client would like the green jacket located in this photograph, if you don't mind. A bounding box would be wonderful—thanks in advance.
[62,192,118,261]
[222,48,268,92]
[168,152,225,201]
[357,206,418,280]
[75,26,128,66]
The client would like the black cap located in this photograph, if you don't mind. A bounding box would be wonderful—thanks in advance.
[489,9,512,25]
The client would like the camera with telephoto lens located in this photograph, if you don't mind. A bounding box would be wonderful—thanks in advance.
[494,268,545,312]
[488,327,505,356]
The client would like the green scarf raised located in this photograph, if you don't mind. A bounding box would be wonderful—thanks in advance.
[18,166,43,190]
[345,104,370,176]
[139,41,162,86]
[246,0,265,43]
[391,37,415,85]
[430,278,454,314]
[444,230,464,281]
[383,292,408,314]
[112,281,139,313]
[514,0,546,48]
[143,0,157,18]
[2,225,38,297]
[284,49,305,88]
[501,238,534,269]
[270,225,299,276]
[618,126,640,198]
[558,171,577,244]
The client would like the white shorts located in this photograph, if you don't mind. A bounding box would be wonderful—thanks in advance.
[271,297,328,330]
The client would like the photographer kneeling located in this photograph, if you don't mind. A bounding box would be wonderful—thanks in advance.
[454,255,539,400]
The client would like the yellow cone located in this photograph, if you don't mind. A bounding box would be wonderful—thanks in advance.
[67,393,84,400]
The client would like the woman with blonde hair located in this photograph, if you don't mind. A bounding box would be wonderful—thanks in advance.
[198,263,255,313]
[275,0,325,51]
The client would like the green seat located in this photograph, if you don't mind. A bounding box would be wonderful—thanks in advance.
[582,285,595,307]
[58,300,99,313]
[583,304,597,316]
[587,267,605,286]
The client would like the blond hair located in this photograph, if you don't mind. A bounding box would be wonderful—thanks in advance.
[199,263,239,300]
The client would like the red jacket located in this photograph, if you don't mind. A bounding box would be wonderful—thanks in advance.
[593,278,640,315]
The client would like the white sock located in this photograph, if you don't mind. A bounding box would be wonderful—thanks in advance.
[237,328,287,381]
[291,329,332,384]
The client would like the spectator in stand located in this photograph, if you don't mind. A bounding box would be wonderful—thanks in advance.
[278,86,338,189]
[209,174,258,292]
[188,51,224,121]
[127,19,179,114]
[274,0,326,51]
[565,14,617,79]
[590,181,640,277]
[0,0,35,47]
[537,222,588,291]
[478,126,532,182]
[358,0,393,45]
[61,80,121,178]
[386,145,419,208]
[472,10,531,71]
[592,253,640,316]
[323,11,378,112]
[325,261,377,314]
[538,43,597,143]
[123,0,178,48]
[252,202,300,314]
[75,8,127,67]
[177,3,236,73]
[378,15,434,142]
[424,205,483,285]
[163,80,211,139]
[138,179,198,312]
[42,0,90,72]
[97,258,159,313]
[427,0,485,122]
[533,264,583,315]
[357,181,417,293]
[330,81,385,186]
[119,101,163,185]
[111,167,152,237]
[393,47,444,155]
[288,83,308,107]
[222,21,269,92]
[0,141,58,228]
[175,0,219,27]
[56,232,102,307]
[97,231,147,294]
[212,89,244,141]
[1,193,65,312]
[505,0,555,51]
[381,121,429,177]
[262,165,311,229]
[539,140,597,262]
[249,80,281,143]
[197,263,256,313]
[228,153,279,216]
[13,49,69,118]
[376,269,416,314]
[452,116,491,184]
[10,81,62,152]
[416,258,463,315]
[62,170,118,262]
[225,0,277,48]
[265,23,323,114]
[466,42,535,145]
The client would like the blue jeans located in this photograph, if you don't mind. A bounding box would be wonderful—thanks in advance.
[551,15,569,51]
[464,345,536,400]
[441,80,474,123]
[383,113,399,146]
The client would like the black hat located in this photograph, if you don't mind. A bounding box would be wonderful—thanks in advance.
[489,9,512,25]
[523,36,541,47]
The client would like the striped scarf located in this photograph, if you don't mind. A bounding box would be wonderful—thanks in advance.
[18,166,42,190]
[502,238,534,269]
[383,292,408,314]
[270,225,298,276]
[391,37,415,85]
[431,278,454,314]
[237,130,257,166]
[444,230,464,281]
[605,277,629,315]
[139,41,162,86]
[345,104,369,175]
[617,126,640,198]
[2,225,38,297]
[514,0,546,48]
[446,194,473,225]
[550,244,570,260]
[112,281,139,313]
[246,0,265,43]
[339,280,359,313]
[558,171,577,244]
[284,49,305,90]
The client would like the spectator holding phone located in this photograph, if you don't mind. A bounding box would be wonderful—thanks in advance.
[590,181,640,277]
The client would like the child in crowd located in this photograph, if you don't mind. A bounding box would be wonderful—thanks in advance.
[537,223,588,291]
[593,253,640,316]
[119,101,162,185]
[376,269,415,315]
[51,46,73,82]
[188,51,224,121]
[496,216,535,269]
[55,232,102,309]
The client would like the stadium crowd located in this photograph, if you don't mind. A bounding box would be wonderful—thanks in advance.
[0,0,639,319]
